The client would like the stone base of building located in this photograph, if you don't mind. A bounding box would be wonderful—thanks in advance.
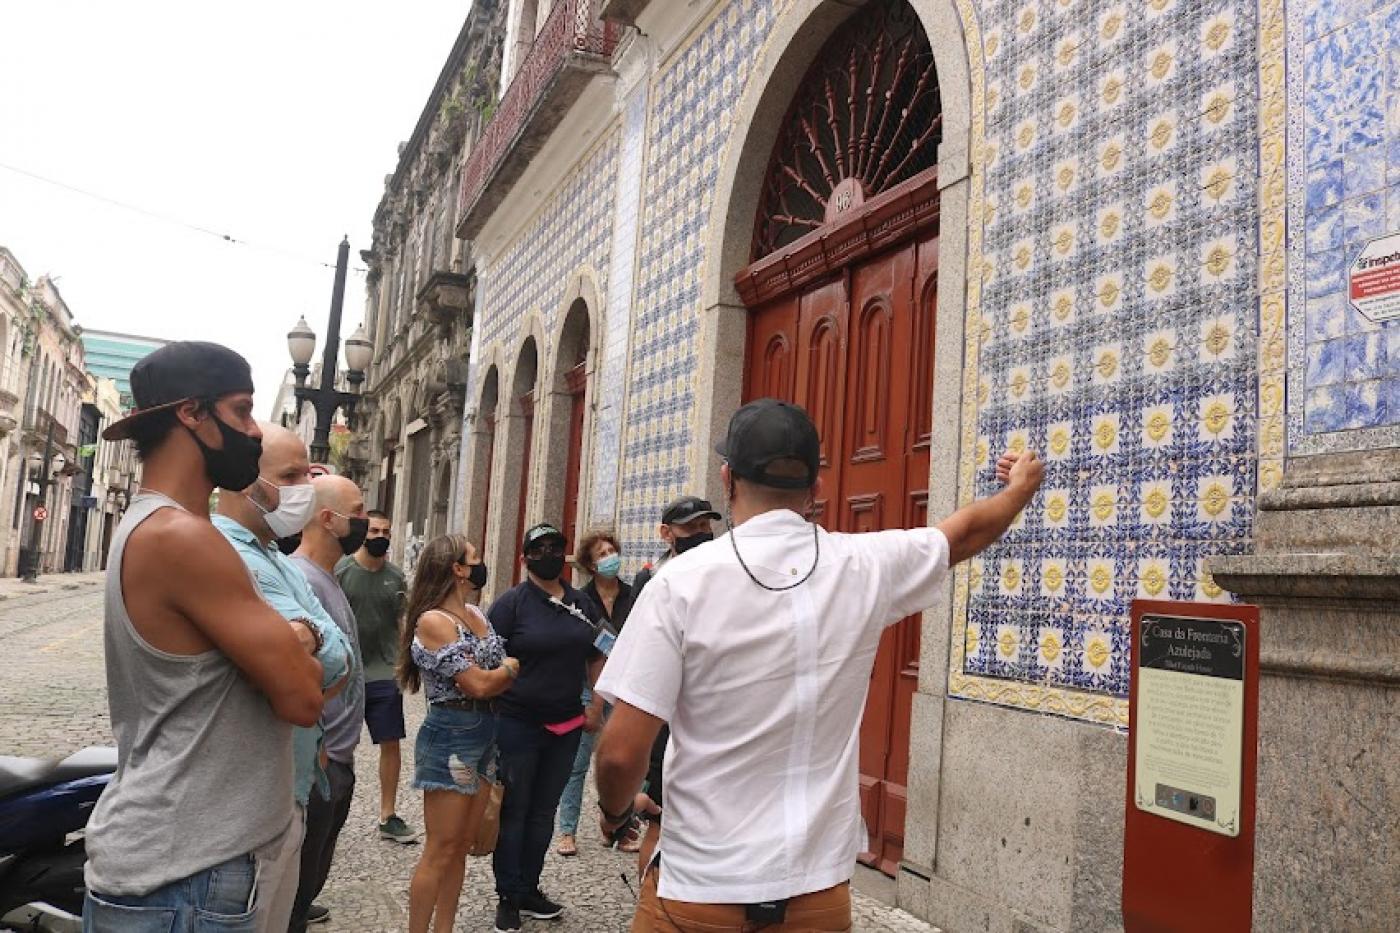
[898,450,1400,932]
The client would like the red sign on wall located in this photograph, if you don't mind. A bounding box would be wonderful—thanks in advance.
[1123,600,1259,933]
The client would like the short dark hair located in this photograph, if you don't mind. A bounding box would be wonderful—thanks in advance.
[367,509,389,521]
[128,405,192,461]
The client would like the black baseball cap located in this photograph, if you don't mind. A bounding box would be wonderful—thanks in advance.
[716,398,820,490]
[522,522,566,551]
[661,495,721,526]
[103,341,255,441]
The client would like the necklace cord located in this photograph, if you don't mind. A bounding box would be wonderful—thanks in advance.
[726,508,820,592]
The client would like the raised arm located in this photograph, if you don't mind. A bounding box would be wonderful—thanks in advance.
[936,450,1044,565]
[154,519,324,727]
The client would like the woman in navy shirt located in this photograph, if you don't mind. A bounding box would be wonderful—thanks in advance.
[486,523,605,932]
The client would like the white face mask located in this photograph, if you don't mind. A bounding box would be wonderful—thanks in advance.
[253,477,316,539]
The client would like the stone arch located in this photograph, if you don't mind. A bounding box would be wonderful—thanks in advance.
[483,330,542,600]
[693,0,973,510]
[535,270,604,562]
[463,362,502,550]
[688,0,977,881]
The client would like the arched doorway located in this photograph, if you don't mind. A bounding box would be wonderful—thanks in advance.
[547,299,591,579]
[735,0,943,876]
[471,365,501,549]
[508,338,539,584]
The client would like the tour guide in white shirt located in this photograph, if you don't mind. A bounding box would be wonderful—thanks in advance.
[594,398,1044,930]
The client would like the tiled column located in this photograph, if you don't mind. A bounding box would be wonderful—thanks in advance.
[588,80,649,526]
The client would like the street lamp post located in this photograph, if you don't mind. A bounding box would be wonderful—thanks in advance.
[288,237,373,464]
[22,417,63,583]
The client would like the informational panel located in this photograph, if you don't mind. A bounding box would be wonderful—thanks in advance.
[1134,615,1246,836]
[1349,232,1400,323]
[1123,600,1258,933]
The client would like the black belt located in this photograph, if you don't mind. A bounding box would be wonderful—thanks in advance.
[434,697,496,713]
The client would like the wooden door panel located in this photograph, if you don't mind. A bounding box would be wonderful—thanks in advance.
[793,279,848,534]
[746,293,798,402]
[850,299,894,463]
[744,231,938,879]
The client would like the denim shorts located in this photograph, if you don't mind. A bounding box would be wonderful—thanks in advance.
[83,852,257,932]
[413,704,498,795]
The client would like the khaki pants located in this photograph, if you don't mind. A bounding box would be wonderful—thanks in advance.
[631,865,852,932]
[255,804,305,933]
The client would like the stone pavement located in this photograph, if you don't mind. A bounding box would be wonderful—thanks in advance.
[0,574,939,932]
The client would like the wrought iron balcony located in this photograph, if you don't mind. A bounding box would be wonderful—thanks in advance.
[456,0,620,239]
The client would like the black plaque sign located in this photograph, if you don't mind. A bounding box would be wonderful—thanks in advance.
[1133,614,1246,836]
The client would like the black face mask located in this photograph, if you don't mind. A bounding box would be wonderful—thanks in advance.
[467,561,489,590]
[364,537,391,558]
[673,531,714,555]
[275,532,302,555]
[526,553,566,581]
[189,413,263,491]
[337,517,369,556]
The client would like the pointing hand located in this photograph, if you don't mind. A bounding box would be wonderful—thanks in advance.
[995,450,1044,495]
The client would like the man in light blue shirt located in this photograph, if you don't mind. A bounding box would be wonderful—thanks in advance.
[213,423,350,933]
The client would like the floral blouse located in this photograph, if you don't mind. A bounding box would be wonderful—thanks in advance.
[410,606,507,705]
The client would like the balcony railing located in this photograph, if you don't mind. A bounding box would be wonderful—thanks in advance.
[456,0,619,238]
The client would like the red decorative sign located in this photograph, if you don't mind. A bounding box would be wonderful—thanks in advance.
[1349,232,1400,323]
[32,506,48,522]
[1124,600,1259,933]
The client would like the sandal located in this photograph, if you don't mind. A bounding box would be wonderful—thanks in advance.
[556,834,578,857]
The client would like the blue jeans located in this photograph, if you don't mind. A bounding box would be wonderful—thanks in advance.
[556,728,596,835]
[83,853,257,932]
[492,714,582,901]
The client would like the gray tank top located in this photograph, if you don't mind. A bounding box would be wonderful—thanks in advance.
[85,491,293,896]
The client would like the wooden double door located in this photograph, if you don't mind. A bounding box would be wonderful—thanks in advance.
[744,232,939,875]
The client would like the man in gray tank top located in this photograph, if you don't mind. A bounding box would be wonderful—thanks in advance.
[83,343,327,933]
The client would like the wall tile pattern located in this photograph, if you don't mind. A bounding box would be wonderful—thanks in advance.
[590,81,651,525]
[615,0,781,563]
[946,0,1263,718]
[1286,0,1400,450]
[478,131,619,361]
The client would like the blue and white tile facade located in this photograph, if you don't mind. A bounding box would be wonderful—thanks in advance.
[477,131,619,356]
[951,0,1261,716]
[614,0,780,560]
[466,0,1394,724]
[590,81,650,525]
[1287,0,1400,450]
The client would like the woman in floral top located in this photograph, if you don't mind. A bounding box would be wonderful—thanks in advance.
[396,534,519,933]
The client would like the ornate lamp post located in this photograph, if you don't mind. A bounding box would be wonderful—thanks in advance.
[287,237,372,463]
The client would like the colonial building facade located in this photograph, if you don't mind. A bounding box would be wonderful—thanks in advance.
[0,249,142,577]
[373,0,1398,927]
[352,0,508,572]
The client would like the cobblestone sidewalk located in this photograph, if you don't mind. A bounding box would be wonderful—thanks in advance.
[0,578,938,931]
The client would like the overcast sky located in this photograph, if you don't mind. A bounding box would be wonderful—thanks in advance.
[1,1,469,415]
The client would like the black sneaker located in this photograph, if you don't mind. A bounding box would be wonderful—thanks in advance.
[306,904,330,925]
[519,890,565,920]
[494,899,522,932]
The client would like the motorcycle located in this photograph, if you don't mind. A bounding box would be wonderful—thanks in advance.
[0,748,116,932]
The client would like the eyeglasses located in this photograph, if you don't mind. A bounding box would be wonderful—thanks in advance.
[525,542,566,559]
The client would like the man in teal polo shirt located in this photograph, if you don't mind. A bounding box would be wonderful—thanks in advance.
[213,423,351,932]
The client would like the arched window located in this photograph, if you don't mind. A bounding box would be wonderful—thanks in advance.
[752,0,942,259]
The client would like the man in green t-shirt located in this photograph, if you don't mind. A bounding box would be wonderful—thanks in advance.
[334,509,414,843]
